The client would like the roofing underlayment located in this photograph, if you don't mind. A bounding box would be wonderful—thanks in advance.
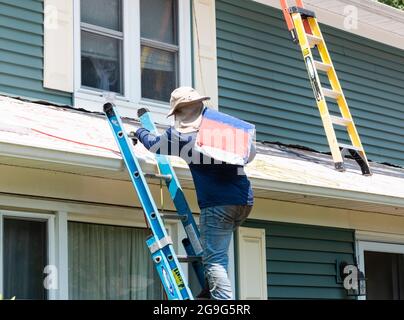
[0,95,403,204]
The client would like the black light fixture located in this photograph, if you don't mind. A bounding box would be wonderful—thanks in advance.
[338,261,366,297]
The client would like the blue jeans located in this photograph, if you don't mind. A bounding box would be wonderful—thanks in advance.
[200,205,252,300]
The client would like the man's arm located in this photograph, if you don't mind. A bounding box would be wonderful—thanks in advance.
[135,127,172,155]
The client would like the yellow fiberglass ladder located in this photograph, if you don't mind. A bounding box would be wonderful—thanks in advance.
[280,0,372,175]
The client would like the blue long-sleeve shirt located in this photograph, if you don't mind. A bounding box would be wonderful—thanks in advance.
[136,127,254,209]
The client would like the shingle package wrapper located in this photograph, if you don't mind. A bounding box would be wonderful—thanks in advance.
[195,108,256,165]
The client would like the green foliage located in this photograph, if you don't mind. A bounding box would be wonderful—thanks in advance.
[378,0,404,9]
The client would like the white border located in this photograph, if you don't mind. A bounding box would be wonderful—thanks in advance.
[357,240,404,300]
[237,227,267,300]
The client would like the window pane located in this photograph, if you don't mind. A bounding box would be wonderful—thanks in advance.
[365,251,404,300]
[81,31,122,94]
[3,218,47,300]
[68,222,163,300]
[141,46,177,102]
[140,0,177,44]
[81,0,122,31]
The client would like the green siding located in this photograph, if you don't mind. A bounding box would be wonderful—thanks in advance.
[0,0,72,105]
[217,0,404,166]
[244,220,355,299]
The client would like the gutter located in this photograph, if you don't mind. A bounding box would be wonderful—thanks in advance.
[251,176,404,208]
[1,141,403,209]
[0,141,122,171]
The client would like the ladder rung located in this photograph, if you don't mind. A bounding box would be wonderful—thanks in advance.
[339,143,363,152]
[330,115,352,127]
[314,60,332,72]
[144,173,172,181]
[177,255,202,263]
[306,34,323,47]
[323,88,342,100]
[161,213,188,221]
[288,6,316,18]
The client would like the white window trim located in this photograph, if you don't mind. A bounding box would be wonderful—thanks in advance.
[253,0,404,51]
[0,210,56,300]
[73,0,192,124]
[357,239,404,301]
[55,211,69,300]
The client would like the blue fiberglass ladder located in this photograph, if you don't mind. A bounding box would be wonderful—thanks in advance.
[104,103,205,300]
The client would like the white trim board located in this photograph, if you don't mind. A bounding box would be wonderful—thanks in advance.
[253,0,404,51]
[358,240,404,256]
[1,139,404,211]
[237,227,267,300]
[356,231,404,245]
[192,0,219,108]
[55,211,69,300]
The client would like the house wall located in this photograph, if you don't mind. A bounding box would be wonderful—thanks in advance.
[242,197,404,300]
[2,163,404,299]
[244,220,355,299]
[0,0,72,105]
[216,0,404,166]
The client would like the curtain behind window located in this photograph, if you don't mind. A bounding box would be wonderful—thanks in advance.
[3,218,47,300]
[68,222,163,300]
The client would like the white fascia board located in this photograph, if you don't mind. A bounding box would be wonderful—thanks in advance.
[253,0,404,50]
[0,141,122,171]
[1,141,403,208]
[251,176,404,208]
[152,161,404,208]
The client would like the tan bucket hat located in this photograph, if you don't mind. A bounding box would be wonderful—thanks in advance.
[167,87,210,117]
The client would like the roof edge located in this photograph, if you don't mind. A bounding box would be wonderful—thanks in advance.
[253,0,404,51]
[0,141,122,172]
[346,0,404,22]
[2,141,402,207]
[251,175,404,208]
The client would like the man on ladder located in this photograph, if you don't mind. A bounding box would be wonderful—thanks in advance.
[134,87,256,300]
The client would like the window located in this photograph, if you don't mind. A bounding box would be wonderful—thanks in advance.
[0,212,54,300]
[68,222,163,299]
[364,252,404,300]
[3,218,47,299]
[75,0,192,120]
[140,0,178,102]
[80,0,123,94]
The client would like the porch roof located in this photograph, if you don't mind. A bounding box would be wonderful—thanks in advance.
[0,95,403,214]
